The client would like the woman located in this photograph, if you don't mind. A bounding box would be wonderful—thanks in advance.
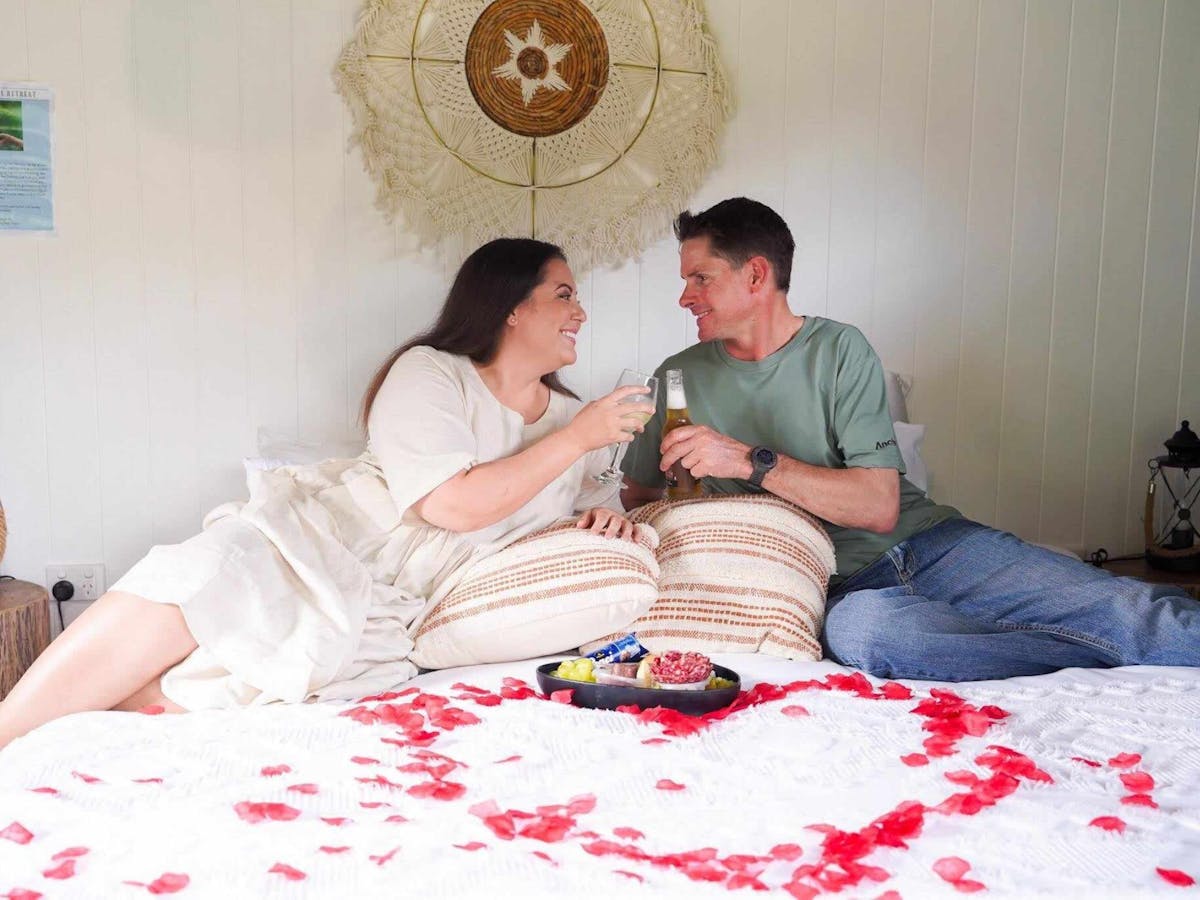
[0,238,654,750]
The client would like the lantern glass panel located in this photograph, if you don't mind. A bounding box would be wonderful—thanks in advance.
[1150,463,1200,550]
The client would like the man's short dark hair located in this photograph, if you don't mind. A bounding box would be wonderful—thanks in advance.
[673,197,795,292]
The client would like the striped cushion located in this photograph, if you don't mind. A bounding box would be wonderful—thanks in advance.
[584,495,835,660]
[409,520,660,669]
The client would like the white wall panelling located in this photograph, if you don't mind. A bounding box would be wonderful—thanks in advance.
[1,0,1199,593]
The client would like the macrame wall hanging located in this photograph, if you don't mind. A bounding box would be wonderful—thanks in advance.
[335,0,729,271]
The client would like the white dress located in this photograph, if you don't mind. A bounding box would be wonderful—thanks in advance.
[112,347,619,709]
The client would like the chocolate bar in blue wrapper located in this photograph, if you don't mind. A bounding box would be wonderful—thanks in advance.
[585,633,647,664]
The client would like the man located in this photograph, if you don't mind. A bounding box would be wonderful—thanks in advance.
[621,197,1199,681]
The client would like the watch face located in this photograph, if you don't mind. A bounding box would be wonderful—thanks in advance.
[754,447,776,466]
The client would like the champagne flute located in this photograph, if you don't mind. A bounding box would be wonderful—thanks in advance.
[594,369,658,485]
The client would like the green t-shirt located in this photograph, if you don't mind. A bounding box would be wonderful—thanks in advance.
[622,316,960,586]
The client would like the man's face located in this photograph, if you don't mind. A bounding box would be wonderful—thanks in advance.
[678,237,755,343]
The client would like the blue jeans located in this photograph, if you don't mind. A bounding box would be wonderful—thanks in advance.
[821,517,1200,681]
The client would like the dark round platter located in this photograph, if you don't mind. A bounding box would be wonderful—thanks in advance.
[535,661,741,716]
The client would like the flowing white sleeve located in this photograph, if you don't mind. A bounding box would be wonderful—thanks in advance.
[368,349,477,524]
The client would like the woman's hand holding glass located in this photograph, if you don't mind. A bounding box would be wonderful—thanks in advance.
[567,384,656,454]
[579,372,658,485]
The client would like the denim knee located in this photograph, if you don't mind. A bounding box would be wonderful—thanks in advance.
[822,588,911,671]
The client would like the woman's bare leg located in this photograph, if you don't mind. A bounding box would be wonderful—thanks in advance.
[0,590,197,749]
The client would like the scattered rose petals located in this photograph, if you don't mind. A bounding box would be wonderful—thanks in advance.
[881,682,913,700]
[1120,771,1155,793]
[260,765,291,777]
[233,802,301,824]
[454,842,487,851]
[41,859,77,880]
[656,779,686,791]
[268,862,306,881]
[933,856,985,892]
[406,780,467,801]
[137,704,165,715]
[1089,816,1127,834]
[1,821,34,844]
[51,847,89,860]
[901,754,929,767]
[369,846,401,866]
[125,873,190,895]
[1108,753,1142,769]
[1121,794,1159,809]
[770,843,804,861]
[1157,868,1196,887]
[614,827,645,841]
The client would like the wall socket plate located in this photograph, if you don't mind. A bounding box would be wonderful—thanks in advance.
[46,564,106,602]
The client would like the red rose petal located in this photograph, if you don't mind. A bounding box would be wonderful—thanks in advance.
[881,681,913,700]
[615,870,645,883]
[146,873,190,894]
[1120,771,1155,793]
[454,842,487,851]
[770,843,804,861]
[51,847,89,860]
[385,815,409,824]
[71,771,102,784]
[494,755,523,764]
[287,783,319,795]
[656,779,686,791]
[1121,793,1159,809]
[42,859,77,880]
[642,738,670,745]
[132,778,163,784]
[783,883,819,900]
[1,821,34,844]
[954,879,987,893]
[1157,868,1196,887]
[369,846,401,866]
[319,846,350,854]
[781,705,810,717]
[531,850,558,866]
[1108,752,1142,769]
[550,689,574,704]
[1071,756,1102,768]
[29,787,58,795]
[900,754,929,767]
[137,704,165,715]
[260,765,291,777]
[406,780,467,801]
[1,890,43,900]
[933,857,971,882]
[359,801,389,809]
[614,827,645,841]
[233,802,301,823]
[268,862,306,881]
[350,756,379,765]
[321,817,352,827]
[874,893,904,900]
[1089,816,1127,834]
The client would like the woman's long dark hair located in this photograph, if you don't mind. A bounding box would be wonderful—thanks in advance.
[360,238,580,428]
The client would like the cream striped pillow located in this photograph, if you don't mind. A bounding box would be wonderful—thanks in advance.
[409,520,660,669]
[584,495,835,661]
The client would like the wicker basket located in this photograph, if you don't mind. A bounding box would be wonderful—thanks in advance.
[0,501,6,565]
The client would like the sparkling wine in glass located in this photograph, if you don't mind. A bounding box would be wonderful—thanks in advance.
[594,369,658,485]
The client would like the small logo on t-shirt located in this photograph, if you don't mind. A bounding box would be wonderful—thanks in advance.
[875,438,897,450]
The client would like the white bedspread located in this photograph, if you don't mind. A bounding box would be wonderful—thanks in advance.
[1,657,1197,899]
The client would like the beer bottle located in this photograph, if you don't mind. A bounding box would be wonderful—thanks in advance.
[663,369,703,500]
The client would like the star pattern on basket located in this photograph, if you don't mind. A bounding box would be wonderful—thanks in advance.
[492,20,572,106]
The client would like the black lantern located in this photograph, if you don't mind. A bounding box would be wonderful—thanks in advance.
[1145,420,1200,571]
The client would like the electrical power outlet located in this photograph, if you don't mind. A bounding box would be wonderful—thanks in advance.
[46,564,106,602]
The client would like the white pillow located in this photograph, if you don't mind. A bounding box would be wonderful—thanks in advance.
[893,421,928,494]
[243,428,366,477]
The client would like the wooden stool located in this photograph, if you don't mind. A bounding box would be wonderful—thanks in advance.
[0,579,51,700]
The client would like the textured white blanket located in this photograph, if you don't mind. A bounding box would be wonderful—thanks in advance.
[1,656,1197,899]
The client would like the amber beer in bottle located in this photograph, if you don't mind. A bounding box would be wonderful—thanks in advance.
[663,369,703,499]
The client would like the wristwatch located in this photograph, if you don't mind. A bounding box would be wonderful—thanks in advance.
[748,446,778,487]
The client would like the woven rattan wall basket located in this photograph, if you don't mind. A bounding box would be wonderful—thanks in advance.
[0,502,6,566]
[335,0,729,270]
